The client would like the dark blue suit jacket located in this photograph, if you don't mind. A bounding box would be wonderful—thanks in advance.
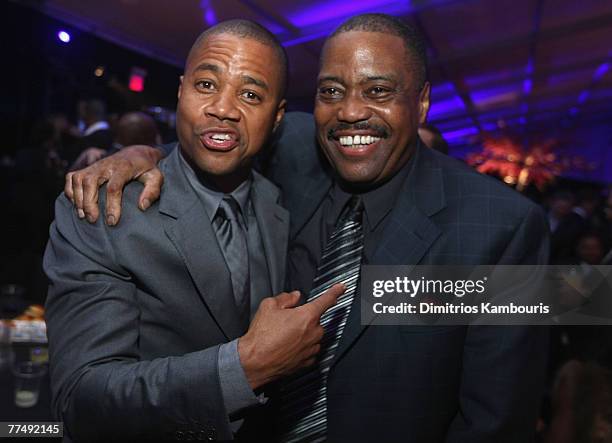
[267,112,550,443]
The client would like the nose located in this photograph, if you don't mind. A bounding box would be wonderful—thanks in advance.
[205,88,240,122]
[336,93,371,123]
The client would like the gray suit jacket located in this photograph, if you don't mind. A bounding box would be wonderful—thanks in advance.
[43,146,289,442]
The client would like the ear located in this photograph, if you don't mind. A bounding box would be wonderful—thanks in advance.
[418,81,431,125]
[177,75,184,100]
[273,99,287,132]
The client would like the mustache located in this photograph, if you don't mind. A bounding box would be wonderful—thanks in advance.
[327,122,389,140]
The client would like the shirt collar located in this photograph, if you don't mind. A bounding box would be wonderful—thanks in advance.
[179,149,252,225]
[83,121,110,136]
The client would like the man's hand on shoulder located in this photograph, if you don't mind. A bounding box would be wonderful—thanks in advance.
[65,145,165,226]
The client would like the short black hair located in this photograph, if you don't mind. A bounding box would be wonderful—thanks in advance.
[328,13,428,90]
[187,19,288,98]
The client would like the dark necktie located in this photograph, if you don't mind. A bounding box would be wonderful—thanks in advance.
[213,196,250,328]
[280,195,364,443]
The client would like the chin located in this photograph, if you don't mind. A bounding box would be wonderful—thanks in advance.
[335,168,380,186]
[192,160,233,177]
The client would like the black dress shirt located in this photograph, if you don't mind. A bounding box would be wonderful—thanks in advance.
[289,154,415,296]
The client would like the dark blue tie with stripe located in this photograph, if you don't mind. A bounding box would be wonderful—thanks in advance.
[280,195,364,442]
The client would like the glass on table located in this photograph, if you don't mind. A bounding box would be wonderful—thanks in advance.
[11,361,47,408]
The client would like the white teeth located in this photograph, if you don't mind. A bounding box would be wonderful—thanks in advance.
[211,133,231,141]
[338,135,381,147]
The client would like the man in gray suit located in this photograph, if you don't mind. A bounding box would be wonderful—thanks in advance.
[44,20,342,442]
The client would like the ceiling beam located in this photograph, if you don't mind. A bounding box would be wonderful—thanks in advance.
[236,0,320,59]
[412,13,482,132]
[429,56,612,101]
[430,91,612,128]
[236,0,301,35]
[520,0,544,134]
[430,12,612,68]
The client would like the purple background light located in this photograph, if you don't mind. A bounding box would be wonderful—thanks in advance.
[199,0,217,26]
[287,0,411,28]
[57,30,70,43]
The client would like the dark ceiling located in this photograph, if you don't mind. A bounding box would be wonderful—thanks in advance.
[22,0,612,150]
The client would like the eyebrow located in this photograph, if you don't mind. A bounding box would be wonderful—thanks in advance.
[242,75,268,91]
[191,64,268,91]
[361,75,397,83]
[317,75,344,85]
[317,74,397,85]
[193,63,220,74]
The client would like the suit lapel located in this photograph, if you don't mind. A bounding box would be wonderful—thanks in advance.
[287,173,332,241]
[331,144,446,368]
[158,148,245,340]
[251,171,290,297]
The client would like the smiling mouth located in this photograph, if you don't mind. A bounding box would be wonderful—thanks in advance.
[337,134,381,148]
[330,134,383,158]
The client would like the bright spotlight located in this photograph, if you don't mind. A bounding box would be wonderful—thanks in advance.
[58,31,71,43]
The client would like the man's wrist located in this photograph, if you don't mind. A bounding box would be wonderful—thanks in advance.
[218,340,264,419]
[237,336,270,390]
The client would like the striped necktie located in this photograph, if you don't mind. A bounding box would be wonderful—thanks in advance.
[280,195,364,442]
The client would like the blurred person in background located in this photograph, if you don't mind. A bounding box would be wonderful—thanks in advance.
[545,360,612,443]
[65,99,113,166]
[113,111,162,152]
[70,111,161,170]
[0,118,66,302]
[573,231,606,266]
[573,189,607,233]
[548,190,586,263]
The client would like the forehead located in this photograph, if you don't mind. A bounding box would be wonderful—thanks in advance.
[320,31,411,79]
[186,34,281,80]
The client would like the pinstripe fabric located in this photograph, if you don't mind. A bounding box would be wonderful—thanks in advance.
[280,196,364,442]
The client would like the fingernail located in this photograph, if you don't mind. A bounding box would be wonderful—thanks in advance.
[86,214,95,223]
[77,209,85,219]
[141,199,150,210]
[107,215,116,226]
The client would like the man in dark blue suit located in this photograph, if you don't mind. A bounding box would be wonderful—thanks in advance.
[65,14,549,443]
